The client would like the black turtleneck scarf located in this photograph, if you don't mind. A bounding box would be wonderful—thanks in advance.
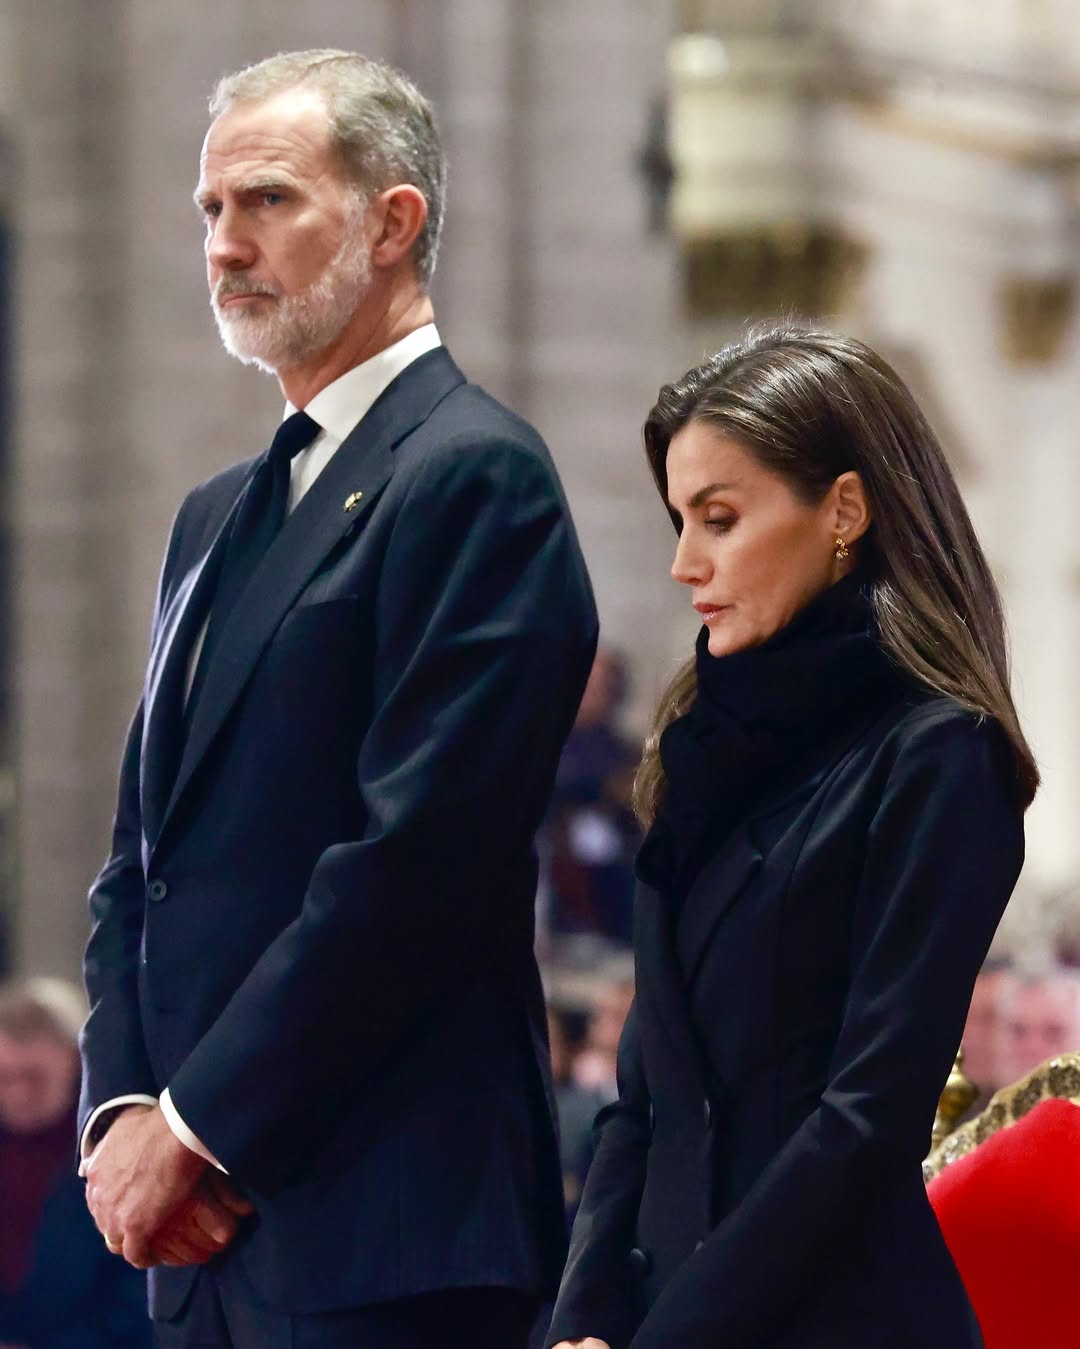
[636,572,910,908]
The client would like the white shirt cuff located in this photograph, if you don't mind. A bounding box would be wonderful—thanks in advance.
[79,1094,158,1170]
[160,1088,228,1173]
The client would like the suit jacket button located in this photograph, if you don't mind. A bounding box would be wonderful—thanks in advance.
[694,1239,705,1253]
[147,879,168,902]
[703,1099,712,1127]
[628,1247,652,1277]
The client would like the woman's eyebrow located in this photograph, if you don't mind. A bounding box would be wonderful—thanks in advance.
[687,481,738,509]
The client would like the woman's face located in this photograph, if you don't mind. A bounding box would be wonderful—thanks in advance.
[666,420,852,658]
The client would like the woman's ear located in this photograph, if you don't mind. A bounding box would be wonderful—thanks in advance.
[831,471,872,546]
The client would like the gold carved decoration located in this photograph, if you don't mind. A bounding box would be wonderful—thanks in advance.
[923,1050,1080,1184]
[681,223,868,318]
[999,274,1076,367]
[929,1046,978,1157]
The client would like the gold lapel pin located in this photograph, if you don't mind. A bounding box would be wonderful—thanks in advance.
[344,491,364,512]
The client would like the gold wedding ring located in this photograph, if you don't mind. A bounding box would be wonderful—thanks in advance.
[105,1233,123,1253]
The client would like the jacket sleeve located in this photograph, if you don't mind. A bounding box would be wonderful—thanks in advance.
[546,999,652,1349]
[165,435,599,1188]
[78,500,192,1138]
[626,711,1026,1349]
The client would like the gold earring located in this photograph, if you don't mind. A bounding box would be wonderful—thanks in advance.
[834,537,849,561]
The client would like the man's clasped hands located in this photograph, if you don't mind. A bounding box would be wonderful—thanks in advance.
[81,1103,253,1269]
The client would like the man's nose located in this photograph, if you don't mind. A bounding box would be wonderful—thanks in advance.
[206,203,257,271]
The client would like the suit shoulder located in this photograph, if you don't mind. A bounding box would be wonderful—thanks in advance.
[183,455,258,512]
[416,380,553,464]
[394,387,565,506]
[169,456,257,543]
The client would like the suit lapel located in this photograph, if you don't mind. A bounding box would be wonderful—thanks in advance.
[141,486,250,847]
[150,348,466,856]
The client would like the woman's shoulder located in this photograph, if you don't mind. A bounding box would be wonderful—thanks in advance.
[883,691,1006,754]
[863,690,1020,807]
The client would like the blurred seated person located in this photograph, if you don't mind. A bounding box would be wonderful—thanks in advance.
[547,1010,607,1220]
[958,961,1010,1101]
[0,978,151,1349]
[994,964,1080,1088]
[926,1051,1080,1349]
[542,648,640,949]
[571,974,635,1101]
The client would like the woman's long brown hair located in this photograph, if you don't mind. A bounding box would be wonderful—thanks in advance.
[634,322,1038,824]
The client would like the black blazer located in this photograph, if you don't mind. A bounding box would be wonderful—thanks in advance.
[78,348,598,1317]
[547,694,1024,1349]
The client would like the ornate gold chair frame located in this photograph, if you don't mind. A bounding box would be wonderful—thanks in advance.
[924,1049,1080,1184]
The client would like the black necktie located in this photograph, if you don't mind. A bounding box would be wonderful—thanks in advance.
[187,410,321,720]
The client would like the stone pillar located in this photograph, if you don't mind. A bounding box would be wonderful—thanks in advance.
[999,353,1080,892]
[12,0,134,978]
[0,1,16,972]
[511,0,685,731]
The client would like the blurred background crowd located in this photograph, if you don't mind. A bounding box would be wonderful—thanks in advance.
[4,0,1080,1340]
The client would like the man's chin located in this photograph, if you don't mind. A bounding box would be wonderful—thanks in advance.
[214,317,286,372]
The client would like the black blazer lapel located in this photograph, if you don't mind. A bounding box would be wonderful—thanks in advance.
[674,830,765,989]
[152,348,466,855]
[634,880,716,1101]
[673,731,871,987]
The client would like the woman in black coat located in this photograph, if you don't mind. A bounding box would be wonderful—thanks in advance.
[547,324,1037,1349]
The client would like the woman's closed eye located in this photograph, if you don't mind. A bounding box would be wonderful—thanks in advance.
[705,514,737,534]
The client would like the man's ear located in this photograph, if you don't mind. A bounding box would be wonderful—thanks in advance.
[368,185,428,273]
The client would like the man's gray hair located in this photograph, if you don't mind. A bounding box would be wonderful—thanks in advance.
[210,49,446,288]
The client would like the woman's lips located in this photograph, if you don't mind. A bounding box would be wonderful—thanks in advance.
[694,603,729,623]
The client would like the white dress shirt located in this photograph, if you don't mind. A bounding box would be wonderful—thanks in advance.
[80,323,443,1171]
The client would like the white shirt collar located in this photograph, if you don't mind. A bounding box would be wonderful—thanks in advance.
[283,323,442,442]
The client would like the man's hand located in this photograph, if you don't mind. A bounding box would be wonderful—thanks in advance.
[150,1170,255,1267]
[551,1341,612,1349]
[84,1103,208,1268]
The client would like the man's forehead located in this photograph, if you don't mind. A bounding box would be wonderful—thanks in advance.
[199,88,336,180]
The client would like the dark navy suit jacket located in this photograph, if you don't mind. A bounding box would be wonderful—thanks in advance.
[78,348,598,1318]
[547,697,1024,1349]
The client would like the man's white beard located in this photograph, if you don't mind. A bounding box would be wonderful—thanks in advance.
[211,229,372,374]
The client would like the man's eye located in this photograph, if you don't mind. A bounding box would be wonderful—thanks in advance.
[203,203,222,220]
[262,191,284,206]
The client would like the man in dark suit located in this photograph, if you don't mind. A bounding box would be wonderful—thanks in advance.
[77,48,597,1349]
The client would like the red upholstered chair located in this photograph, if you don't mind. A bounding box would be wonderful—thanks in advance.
[925,1053,1080,1349]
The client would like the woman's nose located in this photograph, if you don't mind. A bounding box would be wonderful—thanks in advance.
[671,530,708,587]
